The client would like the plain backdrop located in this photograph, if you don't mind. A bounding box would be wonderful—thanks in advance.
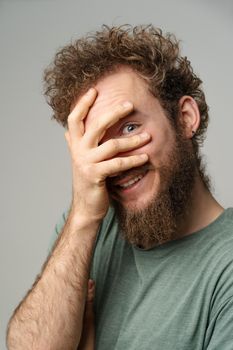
[1,0,232,348]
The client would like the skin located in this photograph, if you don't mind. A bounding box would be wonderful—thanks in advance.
[78,279,95,350]
[77,67,224,347]
[86,67,223,235]
[85,68,176,210]
[7,66,224,349]
[6,69,150,349]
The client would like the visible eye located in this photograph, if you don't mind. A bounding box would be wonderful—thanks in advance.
[121,123,139,135]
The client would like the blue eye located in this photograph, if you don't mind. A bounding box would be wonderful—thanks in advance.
[122,123,138,135]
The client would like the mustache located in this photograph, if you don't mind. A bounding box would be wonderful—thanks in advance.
[107,162,155,184]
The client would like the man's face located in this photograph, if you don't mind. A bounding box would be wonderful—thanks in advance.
[86,67,178,207]
[85,67,197,248]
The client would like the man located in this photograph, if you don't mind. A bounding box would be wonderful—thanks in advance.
[7,25,233,349]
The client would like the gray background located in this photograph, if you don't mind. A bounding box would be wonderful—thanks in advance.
[1,0,232,348]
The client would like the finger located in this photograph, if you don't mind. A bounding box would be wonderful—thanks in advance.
[89,132,151,163]
[83,101,133,147]
[78,280,95,350]
[97,153,149,179]
[67,88,97,141]
[83,279,95,323]
[86,279,95,303]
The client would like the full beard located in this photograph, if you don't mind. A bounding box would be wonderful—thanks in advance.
[108,134,210,249]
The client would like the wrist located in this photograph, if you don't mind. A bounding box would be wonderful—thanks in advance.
[67,209,102,232]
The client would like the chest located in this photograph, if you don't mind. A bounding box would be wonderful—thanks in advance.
[94,246,211,350]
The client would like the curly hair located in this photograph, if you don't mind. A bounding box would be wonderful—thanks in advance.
[44,24,209,152]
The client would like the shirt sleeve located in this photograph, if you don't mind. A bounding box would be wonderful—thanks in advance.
[205,296,233,349]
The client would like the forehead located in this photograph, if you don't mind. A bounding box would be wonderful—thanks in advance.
[85,67,150,124]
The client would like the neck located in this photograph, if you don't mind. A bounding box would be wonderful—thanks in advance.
[178,175,224,237]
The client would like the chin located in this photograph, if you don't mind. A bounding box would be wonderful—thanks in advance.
[114,189,159,214]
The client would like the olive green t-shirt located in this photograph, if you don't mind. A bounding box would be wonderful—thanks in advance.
[54,207,233,349]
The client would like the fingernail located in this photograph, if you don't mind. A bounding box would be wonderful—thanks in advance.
[139,154,148,160]
[87,88,95,95]
[140,132,150,139]
[122,101,133,108]
[88,279,95,288]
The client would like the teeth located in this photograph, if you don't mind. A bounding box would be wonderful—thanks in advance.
[120,174,144,189]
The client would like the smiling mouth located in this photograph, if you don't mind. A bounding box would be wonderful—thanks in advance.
[108,170,149,195]
[107,163,154,196]
[116,172,146,190]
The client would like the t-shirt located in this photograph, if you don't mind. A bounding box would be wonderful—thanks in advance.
[54,207,233,350]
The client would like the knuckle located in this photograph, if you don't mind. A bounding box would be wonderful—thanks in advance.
[110,138,119,151]
[116,158,124,168]
[93,176,102,186]
[89,167,102,185]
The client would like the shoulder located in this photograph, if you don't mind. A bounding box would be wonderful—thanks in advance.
[210,208,233,261]
[93,206,120,261]
[91,206,124,280]
[206,208,233,314]
[95,206,118,244]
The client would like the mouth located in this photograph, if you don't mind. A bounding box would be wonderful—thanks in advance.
[109,169,149,196]
[116,171,147,188]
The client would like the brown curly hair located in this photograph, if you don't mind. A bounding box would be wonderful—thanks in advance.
[44,24,209,153]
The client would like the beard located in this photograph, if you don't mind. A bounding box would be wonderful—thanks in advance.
[107,133,210,249]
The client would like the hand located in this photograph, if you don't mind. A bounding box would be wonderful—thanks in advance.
[65,88,150,221]
[77,279,95,350]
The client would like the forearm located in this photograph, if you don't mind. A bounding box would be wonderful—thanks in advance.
[7,85,149,349]
[7,212,100,350]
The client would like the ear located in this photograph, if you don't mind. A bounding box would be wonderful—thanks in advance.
[178,96,200,139]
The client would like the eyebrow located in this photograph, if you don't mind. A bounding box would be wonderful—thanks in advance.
[122,108,147,121]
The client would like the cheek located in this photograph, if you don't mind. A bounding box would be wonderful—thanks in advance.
[149,125,175,160]
[100,129,114,144]
[142,134,173,166]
